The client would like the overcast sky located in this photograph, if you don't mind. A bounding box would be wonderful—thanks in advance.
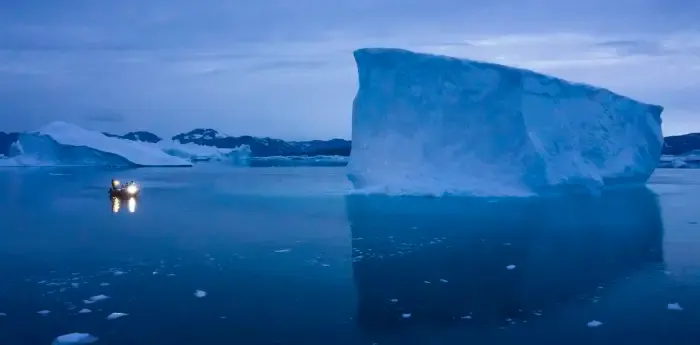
[0,0,698,139]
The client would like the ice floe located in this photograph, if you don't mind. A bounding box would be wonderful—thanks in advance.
[51,333,98,345]
[587,320,603,327]
[83,294,110,304]
[668,302,683,311]
[106,312,128,320]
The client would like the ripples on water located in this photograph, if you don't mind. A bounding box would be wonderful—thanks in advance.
[0,168,698,345]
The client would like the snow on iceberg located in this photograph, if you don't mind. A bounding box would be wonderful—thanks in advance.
[347,48,664,196]
[11,122,192,167]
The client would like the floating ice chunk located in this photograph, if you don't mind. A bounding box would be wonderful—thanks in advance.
[274,249,291,253]
[506,265,516,270]
[0,312,6,316]
[587,320,603,327]
[460,315,472,320]
[38,310,51,316]
[51,333,98,345]
[401,313,412,319]
[78,309,92,314]
[194,290,207,298]
[99,283,110,286]
[106,312,128,320]
[113,270,125,276]
[668,303,683,311]
[390,298,398,303]
[423,281,431,284]
[83,294,109,304]
[439,279,448,283]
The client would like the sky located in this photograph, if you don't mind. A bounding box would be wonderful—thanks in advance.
[0,0,699,140]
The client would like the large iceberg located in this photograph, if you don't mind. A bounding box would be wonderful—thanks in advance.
[8,122,192,167]
[347,48,664,196]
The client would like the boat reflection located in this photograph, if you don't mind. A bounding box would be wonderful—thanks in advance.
[346,188,665,338]
[111,196,137,213]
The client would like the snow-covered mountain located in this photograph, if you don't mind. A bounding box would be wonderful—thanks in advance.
[3,126,696,161]
[0,128,350,159]
[171,128,350,157]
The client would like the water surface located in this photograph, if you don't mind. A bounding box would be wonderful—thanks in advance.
[0,167,699,345]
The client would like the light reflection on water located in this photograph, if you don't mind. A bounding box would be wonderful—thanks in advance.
[110,196,137,213]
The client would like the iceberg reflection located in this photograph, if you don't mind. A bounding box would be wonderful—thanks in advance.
[346,188,664,334]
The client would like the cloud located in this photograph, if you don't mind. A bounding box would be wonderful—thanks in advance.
[0,0,699,138]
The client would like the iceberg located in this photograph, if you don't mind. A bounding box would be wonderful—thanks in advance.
[156,140,251,165]
[250,155,349,167]
[8,121,192,167]
[658,152,700,169]
[347,48,664,196]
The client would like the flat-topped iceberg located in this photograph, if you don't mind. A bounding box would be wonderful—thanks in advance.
[347,48,664,196]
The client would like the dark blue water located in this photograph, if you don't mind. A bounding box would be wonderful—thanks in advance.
[0,167,699,345]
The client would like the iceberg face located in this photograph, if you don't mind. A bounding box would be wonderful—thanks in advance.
[348,48,664,196]
[8,122,192,167]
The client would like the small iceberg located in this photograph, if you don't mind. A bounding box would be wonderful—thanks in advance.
[194,290,207,298]
[668,302,683,311]
[37,310,51,316]
[52,333,98,345]
[78,309,92,314]
[106,312,128,320]
[401,313,412,319]
[506,265,516,270]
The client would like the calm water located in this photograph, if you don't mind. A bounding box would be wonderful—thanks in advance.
[0,166,699,345]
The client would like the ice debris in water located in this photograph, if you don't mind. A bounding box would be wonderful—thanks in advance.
[107,312,128,320]
[274,248,291,253]
[668,303,683,311]
[439,279,448,283]
[51,333,98,345]
[38,310,51,315]
[0,312,6,316]
[112,270,125,276]
[587,320,603,327]
[78,309,92,314]
[83,294,109,304]
[506,265,516,270]
[390,298,398,303]
[195,290,207,298]
[401,313,412,319]
[99,282,110,287]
